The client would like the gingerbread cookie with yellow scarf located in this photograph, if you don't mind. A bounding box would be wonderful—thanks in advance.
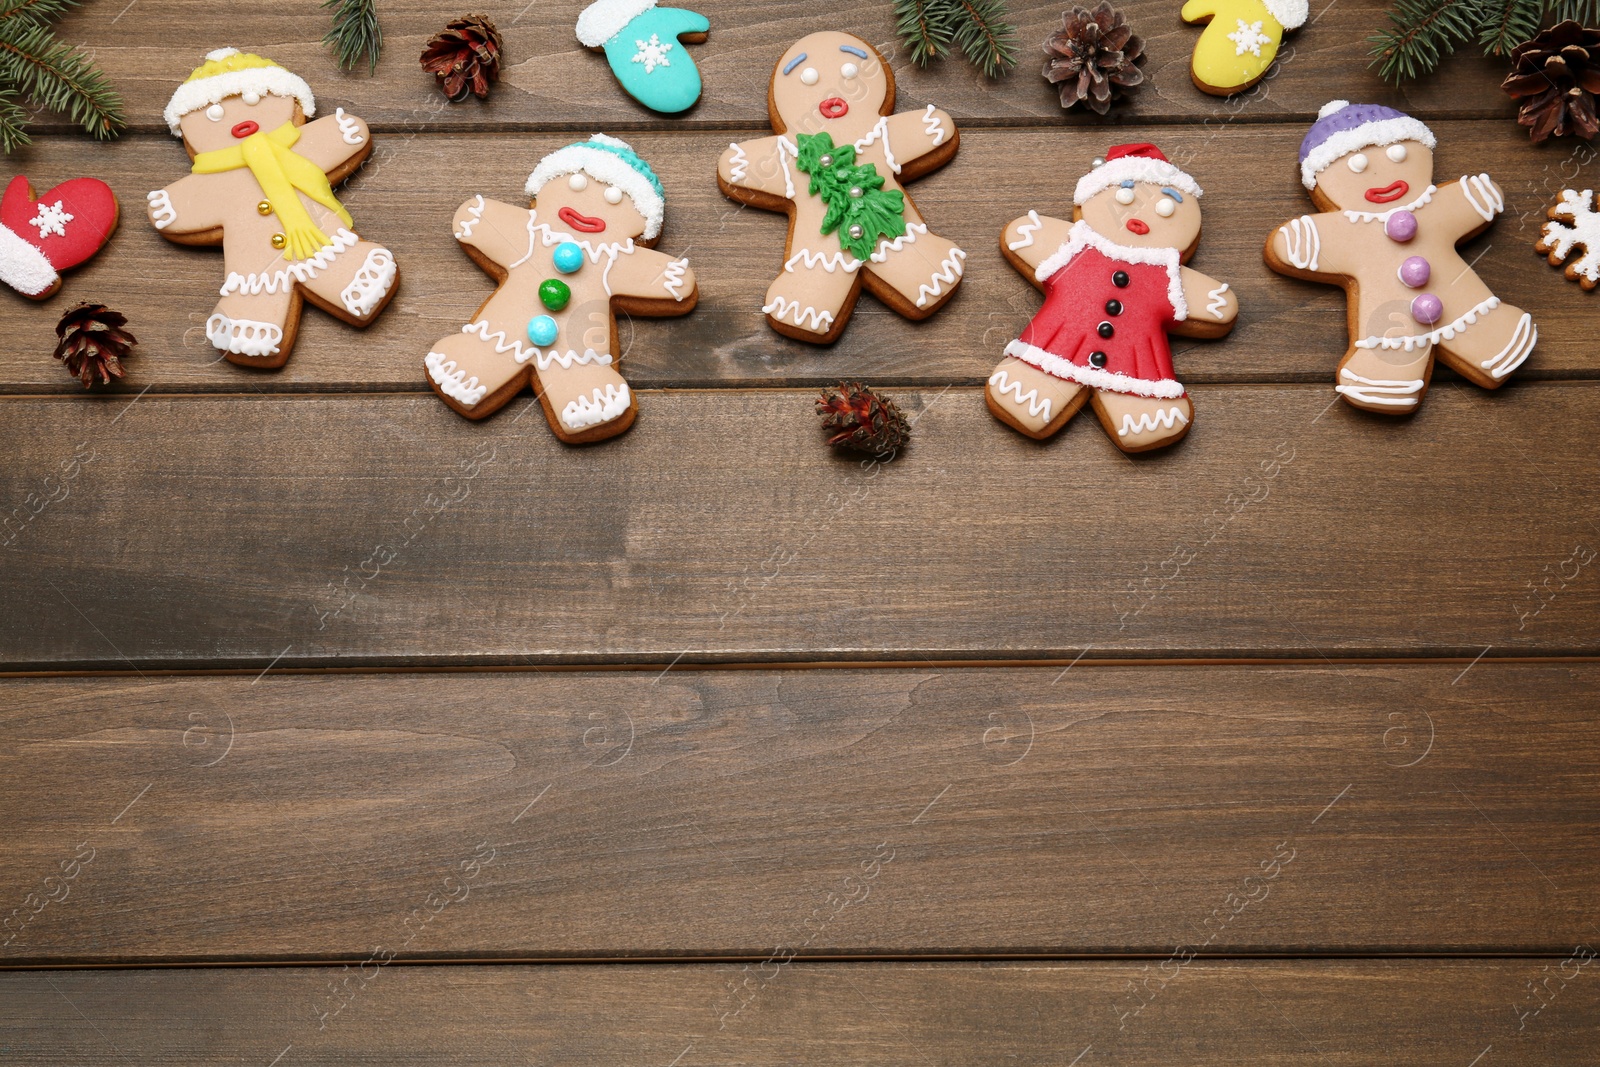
[147,49,398,369]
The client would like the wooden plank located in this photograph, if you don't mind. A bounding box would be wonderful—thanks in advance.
[2,385,1598,668]
[2,665,1595,964]
[44,0,1517,133]
[1,122,1595,393]
[3,960,1597,1064]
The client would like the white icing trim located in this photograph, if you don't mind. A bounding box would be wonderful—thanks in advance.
[334,107,365,146]
[1005,339,1186,399]
[1481,312,1534,379]
[662,257,690,300]
[529,348,615,371]
[1342,185,1435,223]
[988,368,1053,421]
[219,228,360,297]
[764,296,834,333]
[1074,158,1203,206]
[206,312,283,357]
[1281,215,1320,271]
[1262,0,1309,28]
[0,223,58,296]
[340,247,395,317]
[1008,211,1043,251]
[1335,368,1423,407]
[1118,406,1189,438]
[455,194,486,240]
[915,247,966,308]
[561,382,631,430]
[1541,189,1600,283]
[1035,220,1187,322]
[575,0,657,47]
[526,136,664,241]
[164,60,316,136]
[854,117,899,175]
[785,249,863,274]
[507,210,541,270]
[1354,295,1500,352]
[921,105,947,147]
[426,351,487,407]
[871,221,924,262]
[1461,174,1503,223]
[147,189,177,230]
[777,137,798,200]
[1205,283,1230,318]
[1300,113,1436,189]
[727,143,748,184]
[465,319,531,363]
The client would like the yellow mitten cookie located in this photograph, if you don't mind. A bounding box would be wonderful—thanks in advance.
[1181,0,1307,96]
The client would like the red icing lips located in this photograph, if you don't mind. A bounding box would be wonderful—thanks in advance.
[819,97,849,119]
[559,206,607,233]
[1125,218,1150,235]
[231,120,260,139]
[1365,180,1410,204]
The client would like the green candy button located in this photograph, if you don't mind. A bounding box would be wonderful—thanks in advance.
[539,279,572,312]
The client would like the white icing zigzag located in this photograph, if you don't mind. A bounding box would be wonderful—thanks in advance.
[988,369,1052,421]
[777,137,798,199]
[854,117,898,175]
[1283,215,1320,271]
[207,313,283,357]
[335,107,365,146]
[872,222,925,262]
[1008,211,1043,251]
[455,194,486,240]
[530,348,614,371]
[921,104,947,147]
[727,143,749,184]
[1206,283,1230,318]
[1343,185,1434,224]
[1118,406,1189,437]
[1481,311,1534,379]
[764,296,834,333]
[1461,173,1504,223]
[662,257,690,299]
[465,318,530,362]
[561,382,631,430]
[147,189,176,230]
[219,228,361,297]
[341,248,396,317]
[1336,368,1423,408]
[915,247,966,308]
[786,249,863,274]
[425,351,487,407]
[1355,295,1500,352]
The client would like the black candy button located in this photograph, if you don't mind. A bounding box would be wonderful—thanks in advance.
[1097,321,1115,339]
[1105,299,1123,316]
[1112,271,1130,288]
[1089,351,1108,368]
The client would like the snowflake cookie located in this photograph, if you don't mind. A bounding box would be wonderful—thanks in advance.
[1536,188,1600,291]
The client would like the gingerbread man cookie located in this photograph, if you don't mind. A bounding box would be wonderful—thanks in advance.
[147,49,398,369]
[0,175,119,300]
[1181,0,1306,95]
[717,32,965,344]
[986,144,1238,453]
[1266,101,1536,414]
[1536,188,1600,291]
[424,135,698,444]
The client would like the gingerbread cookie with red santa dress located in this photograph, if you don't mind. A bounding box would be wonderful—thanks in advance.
[986,144,1239,453]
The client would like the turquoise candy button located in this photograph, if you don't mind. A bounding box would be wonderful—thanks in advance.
[553,241,584,274]
[527,315,559,347]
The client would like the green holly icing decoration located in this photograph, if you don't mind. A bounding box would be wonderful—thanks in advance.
[539,278,572,311]
[795,132,907,261]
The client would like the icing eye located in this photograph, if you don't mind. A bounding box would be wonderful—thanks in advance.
[1347,153,1369,173]
[1156,197,1178,217]
[568,173,589,191]
[841,62,859,79]
[242,91,261,106]
[1387,143,1408,162]
[205,103,225,122]
[801,67,819,86]
[604,185,624,205]
[1115,187,1136,205]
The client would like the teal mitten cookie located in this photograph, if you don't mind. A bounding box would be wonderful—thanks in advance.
[576,0,710,114]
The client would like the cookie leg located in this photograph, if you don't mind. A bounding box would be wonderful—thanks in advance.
[299,239,399,326]
[424,325,532,421]
[529,350,636,445]
[1434,302,1536,388]
[1091,390,1194,453]
[207,287,297,370]
[985,356,1088,440]
[862,223,967,320]
[762,249,860,344]
[1336,344,1433,414]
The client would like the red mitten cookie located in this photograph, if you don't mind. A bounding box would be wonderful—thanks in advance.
[0,175,119,300]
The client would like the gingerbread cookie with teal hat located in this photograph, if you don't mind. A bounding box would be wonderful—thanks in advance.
[576,0,709,114]
[424,134,698,444]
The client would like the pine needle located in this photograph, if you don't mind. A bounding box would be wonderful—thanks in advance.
[1371,0,1591,81]
[323,0,381,74]
[944,0,1018,77]
[0,87,30,152]
[895,0,954,66]
[0,16,123,140]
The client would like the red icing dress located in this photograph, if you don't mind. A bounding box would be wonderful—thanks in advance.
[1005,220,1189,399]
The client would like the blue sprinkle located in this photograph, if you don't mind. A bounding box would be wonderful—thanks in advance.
[782,53,807,75]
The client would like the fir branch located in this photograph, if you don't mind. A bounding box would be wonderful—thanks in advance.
[323,0,381,74]
[1368,0,1477,82]
[0,0,81,25]
[895,0,954,66]
[943,0,1018,77]
[0,18,122,139]
[0,87,30,153]
[1548,0,1599,21]
[1476,0,1542,56]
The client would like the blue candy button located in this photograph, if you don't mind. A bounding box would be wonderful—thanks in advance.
[527,315,559,347]
[552,242,584,275]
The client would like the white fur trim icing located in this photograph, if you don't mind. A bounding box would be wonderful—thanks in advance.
[576,0,658,47]
[1074,158,1203,206]
[206,313,283,357]
[0,223,59,296]
[164,57,316,136]
[1005,339,1186,399]
[1301,109,1436,190]
[1035,220,1187,322]
[1262,0,1309,28]
[526,135,664,241]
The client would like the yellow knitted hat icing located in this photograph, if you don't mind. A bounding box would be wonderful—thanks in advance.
[164,48,315,136]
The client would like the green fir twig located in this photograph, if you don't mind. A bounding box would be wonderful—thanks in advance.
[894,0,1017,77]
[323,0,381,74]
[1371,0,1599,82]
[896,0,955,66]
[0,10,123,150]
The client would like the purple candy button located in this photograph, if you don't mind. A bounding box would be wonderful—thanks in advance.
[1385,209,1418,242]
[1411,292,1443,325]
[1398,255,1430,288]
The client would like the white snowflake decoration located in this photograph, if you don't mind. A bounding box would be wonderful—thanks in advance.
[1539,188,1600,287]
[631,33,672,75]
[29,200,74,240]
[1228,19,1270,57]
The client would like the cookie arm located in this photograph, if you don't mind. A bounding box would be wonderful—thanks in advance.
[1267,211,1347,276]
[605,246,698,308]
[145,174,225,236]
[880,106,958,169]
[719,136,792,199]
[1433,174,1507,236]
[293,110,372,173]
[1000,212,1074,275]
[1176,266,1238,328]
[452,196,535,270]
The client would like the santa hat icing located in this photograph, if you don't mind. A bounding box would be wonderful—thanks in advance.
[1073,144,1204,206]
[527,133,667,240]
[575,0,659,46]
[1298,100,1435,189]
[164,48,316,136]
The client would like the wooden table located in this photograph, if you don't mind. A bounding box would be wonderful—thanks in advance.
[3,1,1598,1062]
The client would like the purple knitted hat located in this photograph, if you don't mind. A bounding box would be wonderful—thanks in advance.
[1299,100,1435,190]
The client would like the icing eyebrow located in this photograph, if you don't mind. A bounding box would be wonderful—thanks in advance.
[782,53,807,75]
[1119,180,1135,188]
[839,45,869,58]
[1161,186,1183,202]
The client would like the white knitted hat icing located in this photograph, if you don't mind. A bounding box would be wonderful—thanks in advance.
[1262,0,1309,29]
[1074,156,1204,206]
[527,133,666,240]
[575,0,658,47]
[163,48,316,136]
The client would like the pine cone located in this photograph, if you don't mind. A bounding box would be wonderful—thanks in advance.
[421,13,503,101]
[1043,3,1146,115]
[816,382,910,456]
[1502,20,1600,144]
[53,303,135,389]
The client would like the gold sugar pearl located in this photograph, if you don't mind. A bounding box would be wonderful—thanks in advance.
[270,233,287,249]
[257,200,273,216]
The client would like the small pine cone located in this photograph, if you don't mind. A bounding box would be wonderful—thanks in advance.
[1043,3,1146,115]
[53,303,135,389]
[421,13,504,101]
[1502,21,1600,144]
[815,381,910,456]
